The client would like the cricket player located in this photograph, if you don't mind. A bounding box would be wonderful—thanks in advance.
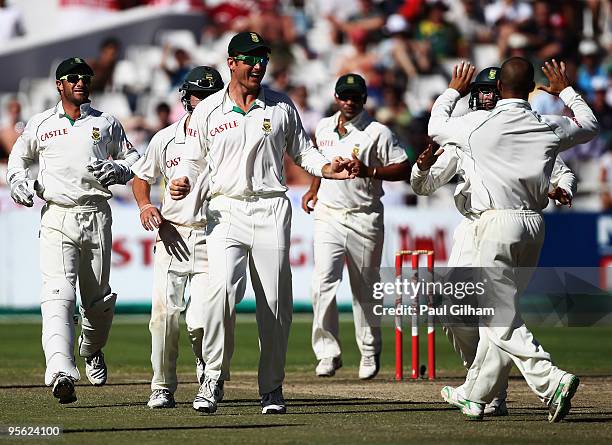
[131,66,224,409]
[169,31,356,414]
[412,67,576,416]
[428,58,599,421]
[6,57,139,403]
[301,74,410,380]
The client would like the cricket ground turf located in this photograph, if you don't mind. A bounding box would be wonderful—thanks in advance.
[1,315,611,444]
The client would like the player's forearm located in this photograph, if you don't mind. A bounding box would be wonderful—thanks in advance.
[428,89,462,146]
[367,160,411,181]
[410,165,437,195]
[132,177,153,209]
[308,176,321,193]
[559,87,600,145]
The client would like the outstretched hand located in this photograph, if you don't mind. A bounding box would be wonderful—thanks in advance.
[449,61,476,96]
[417,143,444,171]
[538,59,570,96]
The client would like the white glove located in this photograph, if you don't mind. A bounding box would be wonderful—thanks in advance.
[87,159,131,188]
[9,177,34,207]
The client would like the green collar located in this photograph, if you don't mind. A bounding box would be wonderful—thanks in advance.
[231,103,260,116]
[63,115,76,126]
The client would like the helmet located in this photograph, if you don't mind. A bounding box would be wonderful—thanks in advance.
[469,66,500,110]
[179,66,224,113]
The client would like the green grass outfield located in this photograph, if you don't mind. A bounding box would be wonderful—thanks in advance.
[1,315,611,444]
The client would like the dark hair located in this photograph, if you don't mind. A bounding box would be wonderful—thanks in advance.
[500,57,534,94]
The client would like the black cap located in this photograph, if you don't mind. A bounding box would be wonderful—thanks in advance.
[180,66,224,94]
[335,73,367,96]
[55,57,94,79]
[472,67,500,88]
[228,31,271,56]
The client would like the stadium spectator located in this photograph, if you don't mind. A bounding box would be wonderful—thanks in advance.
[446,0,492,45]
[414,0,466,60]
[0,0,25,41]
[576,40,606,101]
[88,37,122,93]
[0,97,24,162]
[160,44,193,91]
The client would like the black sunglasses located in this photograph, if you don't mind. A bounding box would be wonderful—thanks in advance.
[60,74,92,84]
[336,92,364,102]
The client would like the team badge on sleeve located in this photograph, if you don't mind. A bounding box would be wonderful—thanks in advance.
[352,144,360,157]
[262,119,272,135]
[92,127,101,143]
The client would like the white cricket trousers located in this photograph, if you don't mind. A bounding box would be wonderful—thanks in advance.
[39,200,115,386]
[150,223,207,393]
[204,194,292,395]
[311,203,383,360]
[444,218,480,369]
[463,210,566,404]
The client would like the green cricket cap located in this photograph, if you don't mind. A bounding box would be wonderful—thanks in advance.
[335,73,367,96]
[55,57,94,79]
[228,31,271,56]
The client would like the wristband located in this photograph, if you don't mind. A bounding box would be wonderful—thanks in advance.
[139,204,156,214]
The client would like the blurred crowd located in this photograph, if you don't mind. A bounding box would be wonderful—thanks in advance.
[0,0,611,210]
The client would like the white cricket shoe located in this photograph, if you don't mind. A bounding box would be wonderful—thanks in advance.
[441,386,466,409]
[52,373,77,404]
[484,397,509,416]
[195,358,205,385]
[148,389,176,409]
[548,373,580,423]
[358,354,380,380]
[193,376,223,414]
[315,357,342,377]
[261,386,286,414]
[460,399,484,420]
[85,350,107,386]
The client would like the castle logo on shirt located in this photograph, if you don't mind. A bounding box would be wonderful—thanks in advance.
[91,127,101,144]
[262,119,272,135]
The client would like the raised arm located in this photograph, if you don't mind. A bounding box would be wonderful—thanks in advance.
[538,59,600,151]
[428,62,477,148]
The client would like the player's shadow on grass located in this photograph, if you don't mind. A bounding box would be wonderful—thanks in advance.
[63,424,305,434]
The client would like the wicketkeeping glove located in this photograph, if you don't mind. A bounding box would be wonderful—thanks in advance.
[9,177,34,207]
[87,159,131,188]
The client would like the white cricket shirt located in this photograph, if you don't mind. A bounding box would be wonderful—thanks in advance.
[411,148,577,217]
[176,85,330,198]
[131,113,208,226]
[315,110,408,210]
[428,87,599,212]
[7,101,138,206]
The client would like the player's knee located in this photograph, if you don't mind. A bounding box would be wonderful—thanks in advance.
[41,278,77,303]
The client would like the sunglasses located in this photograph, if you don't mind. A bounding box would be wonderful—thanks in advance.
[60,74,92,84]
[336,93,364,102]
[233,55,269,67]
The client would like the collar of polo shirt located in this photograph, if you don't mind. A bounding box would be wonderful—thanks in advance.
[221,84,267,115]
[334,109,369,136]
[494,98,531,110]
[56,101,92,122]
